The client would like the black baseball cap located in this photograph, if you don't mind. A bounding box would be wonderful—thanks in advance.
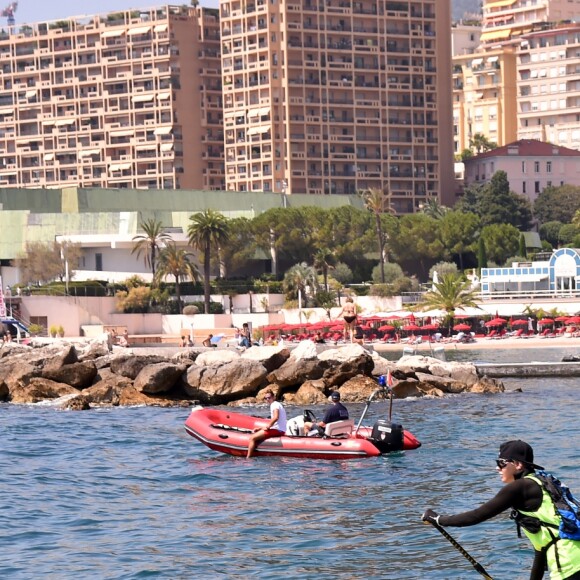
[499,440,544,470]
[330,391,341,401]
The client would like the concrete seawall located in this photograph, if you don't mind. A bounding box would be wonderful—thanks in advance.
[476,362,580,378]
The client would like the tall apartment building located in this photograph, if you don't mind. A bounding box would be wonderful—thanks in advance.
[517,23,580,151]
[452,48,518,154]
[220,0,455,213]
[0,5,224,190]
[480,0,580,44]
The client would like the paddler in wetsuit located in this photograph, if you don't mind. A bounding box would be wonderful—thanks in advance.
[422,440,580,580]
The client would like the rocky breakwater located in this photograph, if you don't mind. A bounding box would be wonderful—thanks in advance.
[0,339,504,411]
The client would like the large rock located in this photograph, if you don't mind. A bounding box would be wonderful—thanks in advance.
[195,349,240,366]
[0,380,8,401]
[183,358,268,403]
[42,345,79,372]
[241,346,291,373]
[293,379,328,404]
[267,358,328,388]
[42,361,98,390]
[133,362,188,394]
[337,375,382,402]
[10,377,80,404]
[110,354,169,379]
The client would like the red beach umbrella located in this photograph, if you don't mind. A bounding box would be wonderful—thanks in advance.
[378,324,395,332]
[485,317,507,327]
[566,316,580,325]
[510,319,528,326]
[453,323,471,331]
[402,324,421,332]
[555,316,570,322]
[421,324,440,331]
[538,318,554,325]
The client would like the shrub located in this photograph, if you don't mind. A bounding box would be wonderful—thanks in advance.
[183,305,200,315]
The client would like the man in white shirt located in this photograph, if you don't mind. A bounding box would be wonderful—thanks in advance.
[246,389,287,458]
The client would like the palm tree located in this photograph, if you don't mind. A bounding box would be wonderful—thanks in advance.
[420,198,449,220]
[417,273,481,329]
[283,262,318,304]
[131,219,172,280]
[187,209,230,314]
[313,248,336,291]
[360,187,392,283]
[155,243,200,313]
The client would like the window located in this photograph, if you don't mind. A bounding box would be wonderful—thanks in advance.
[96,253,103,271]
[535,182,540,194]
[522,161,526,173]
[523,182,526,194]
[534,161,540,173]
[546,161,552,173]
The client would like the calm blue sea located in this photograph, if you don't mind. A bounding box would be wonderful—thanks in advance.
[1,347,579,580]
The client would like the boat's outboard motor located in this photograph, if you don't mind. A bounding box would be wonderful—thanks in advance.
[369,419,404,453]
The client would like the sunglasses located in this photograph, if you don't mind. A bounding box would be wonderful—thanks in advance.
[496,458,513,469]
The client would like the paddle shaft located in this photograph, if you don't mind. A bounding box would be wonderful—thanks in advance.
[425,520,494,580]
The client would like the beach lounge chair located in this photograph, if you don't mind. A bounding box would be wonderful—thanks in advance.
[486,330,497,339]
[513,329,524,338]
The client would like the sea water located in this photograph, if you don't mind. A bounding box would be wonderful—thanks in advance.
[1,347,579,579]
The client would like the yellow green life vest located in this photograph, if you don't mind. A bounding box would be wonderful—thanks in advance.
[517,475,580,580]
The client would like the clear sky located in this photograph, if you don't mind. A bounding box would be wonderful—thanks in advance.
[8,1,218,27]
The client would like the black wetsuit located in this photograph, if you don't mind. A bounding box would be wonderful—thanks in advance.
[439,471,561,579]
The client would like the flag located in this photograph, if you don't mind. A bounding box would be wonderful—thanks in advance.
[386,370,393,388]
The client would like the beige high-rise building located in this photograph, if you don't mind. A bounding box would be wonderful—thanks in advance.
[517,23,580,151]
[0,5,224,190]
[480,0,580,44]
[452,48,518,155]
[220,0,455,213]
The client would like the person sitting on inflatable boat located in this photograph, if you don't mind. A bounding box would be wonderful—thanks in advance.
[303,391,349,436]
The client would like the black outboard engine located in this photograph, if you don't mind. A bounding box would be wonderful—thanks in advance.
[369,419,404,453]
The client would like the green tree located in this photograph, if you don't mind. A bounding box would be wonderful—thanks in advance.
[416,273,480,324]
[371,262,405,284]
[539,221,562,247]
[155,243,200,313]
[519,234,528,258]
[429,261,458,282]
[15,241,79,286]
[188,209,230,314]
[480,223,520,265]
[439,210,480,270]
[477,237,488,272]
[282,262,318,303]
[558,224,580,246]
[478,171,533,229]
[314,289,337,319]
[131,219,172,280]
[469,132,497,154]
[388,213,447,280]
[420,198,449,220]
[360,187,391,283]
[534,185,580,225]
[218,217,257,277]
[332,262,353,285]
[313,248,336,291]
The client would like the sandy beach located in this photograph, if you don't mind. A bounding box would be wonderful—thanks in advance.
[372,334,580,353]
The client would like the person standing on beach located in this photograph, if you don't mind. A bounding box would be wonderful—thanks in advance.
[247,389,287,458]
[422,440,580,580]
[336,297,357,342]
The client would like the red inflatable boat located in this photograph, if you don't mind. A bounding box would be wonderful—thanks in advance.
[184,385,421,460]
